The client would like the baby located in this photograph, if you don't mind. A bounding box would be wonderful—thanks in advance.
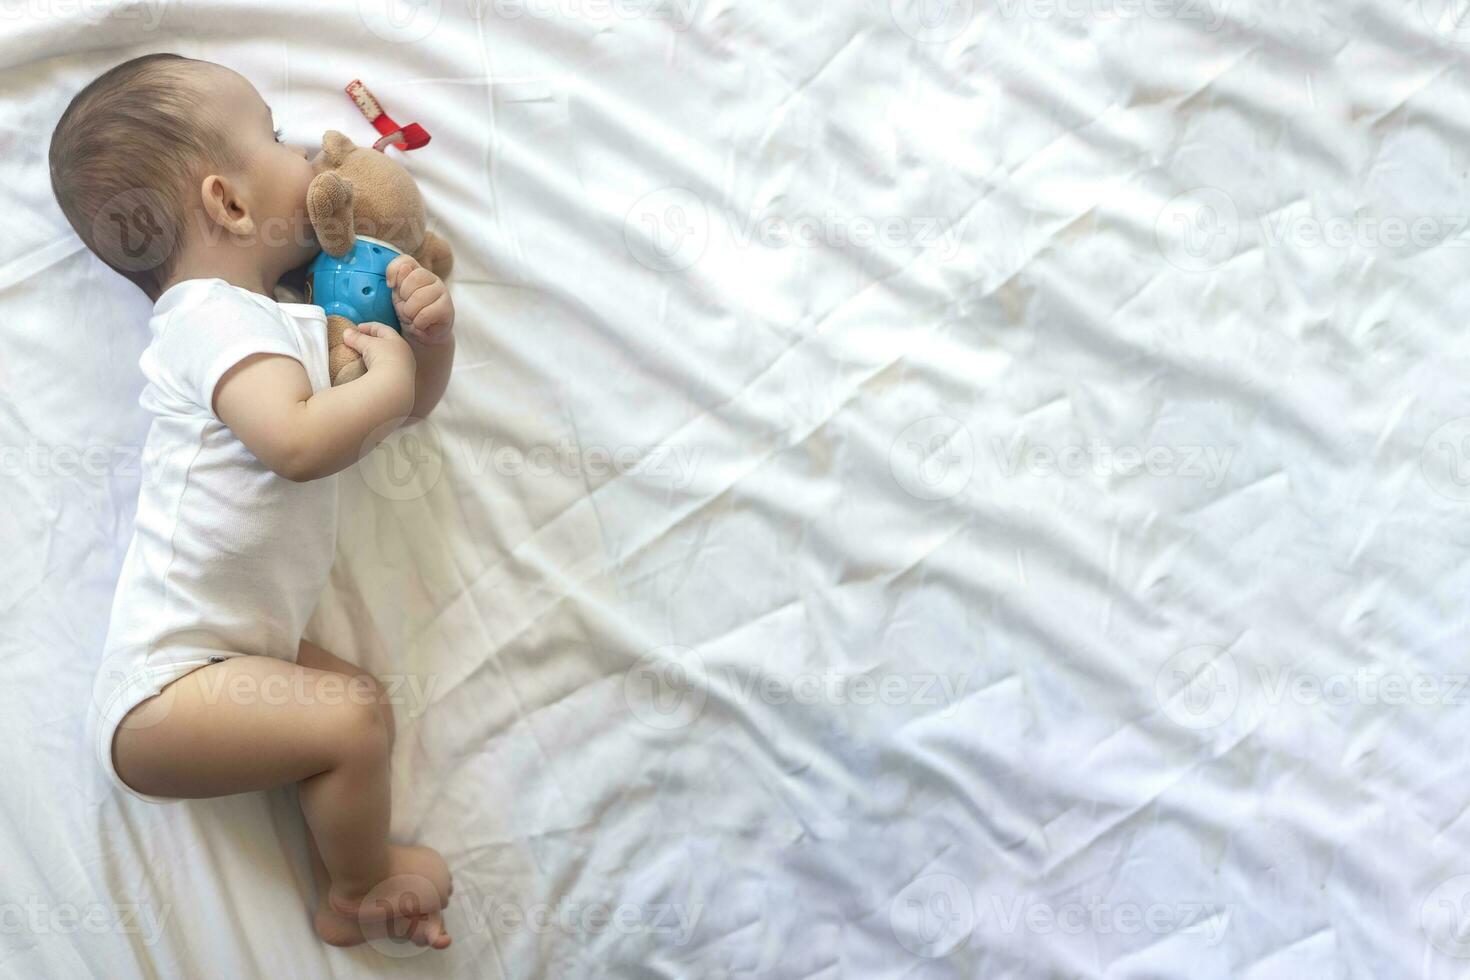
[49,54,456,950]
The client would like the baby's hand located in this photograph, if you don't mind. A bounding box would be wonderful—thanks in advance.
[387,254,455,346]
[341,321,415,374]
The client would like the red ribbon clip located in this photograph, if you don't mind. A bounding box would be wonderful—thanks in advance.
[345,79,430,152]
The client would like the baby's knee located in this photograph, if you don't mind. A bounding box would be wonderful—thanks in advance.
[325,695,390,766]
[348,671,396,748]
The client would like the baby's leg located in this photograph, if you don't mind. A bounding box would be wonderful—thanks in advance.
[112,655,450,927]
[295,640,452,949]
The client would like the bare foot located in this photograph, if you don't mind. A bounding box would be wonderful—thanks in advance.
[313,900,367,947]
[407,911,453,949]
[313,896,453,950]
[329,844,452,923]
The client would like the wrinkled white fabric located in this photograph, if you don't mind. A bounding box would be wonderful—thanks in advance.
[4,1,1470,977]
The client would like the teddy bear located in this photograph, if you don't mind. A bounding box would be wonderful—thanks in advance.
[305,129,454,385]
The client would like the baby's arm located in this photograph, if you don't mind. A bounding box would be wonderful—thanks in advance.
[215,322,415,482]
[386,254,455,422]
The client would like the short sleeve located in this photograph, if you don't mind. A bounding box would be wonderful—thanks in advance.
[153,285,304,415]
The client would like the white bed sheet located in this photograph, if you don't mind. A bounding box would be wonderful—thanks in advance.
[5,1,1470,976]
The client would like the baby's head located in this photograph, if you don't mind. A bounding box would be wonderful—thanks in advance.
[49,54,320,301]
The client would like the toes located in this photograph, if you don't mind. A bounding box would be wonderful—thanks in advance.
[407,912,451,949]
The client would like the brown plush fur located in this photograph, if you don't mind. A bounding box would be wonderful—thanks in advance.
[305,130,454,385]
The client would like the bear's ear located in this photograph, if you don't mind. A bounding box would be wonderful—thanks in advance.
[307,171,356,257]
[320,130,356,168]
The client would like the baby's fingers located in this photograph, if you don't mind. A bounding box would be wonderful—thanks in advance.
[345,321,392,342]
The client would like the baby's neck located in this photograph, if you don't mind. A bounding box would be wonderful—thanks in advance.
[163,243,281,300]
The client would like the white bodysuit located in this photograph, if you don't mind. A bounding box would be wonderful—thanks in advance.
[89,278,339,803]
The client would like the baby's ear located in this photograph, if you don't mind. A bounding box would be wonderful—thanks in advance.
[320,130,356,168]
[308,171,356,256]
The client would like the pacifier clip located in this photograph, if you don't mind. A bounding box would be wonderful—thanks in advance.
[345,79,430,152]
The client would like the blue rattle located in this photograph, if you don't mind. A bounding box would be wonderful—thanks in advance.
[307,235,402,333]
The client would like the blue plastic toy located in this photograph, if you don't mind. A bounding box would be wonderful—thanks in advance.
[307,235,402,332]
